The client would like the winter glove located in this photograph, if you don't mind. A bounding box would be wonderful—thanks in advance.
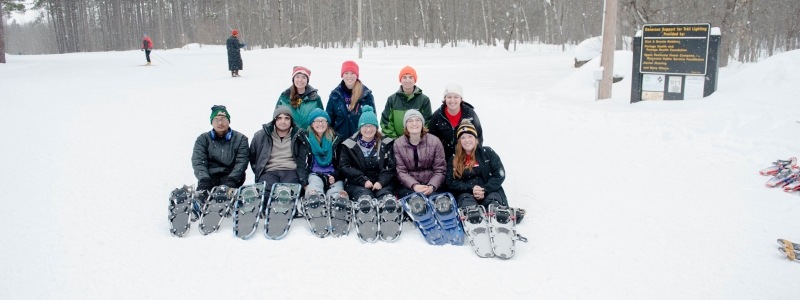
[223,176,238,188]
[197,178,212,192]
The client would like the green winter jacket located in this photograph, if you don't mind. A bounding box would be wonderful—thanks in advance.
[277,85,324,129]
[380,86,432,138]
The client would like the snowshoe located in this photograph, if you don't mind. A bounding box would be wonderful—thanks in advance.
[459,205,494,258]
[430,193,465,245]
[766,168,798,187]
[264,183,301,240]
[779,239,800,262]
[168,185,194,237]
[400,193,446,245]
[353,195,379,243]
[378,194,403,242]
[760,157,797,176]
[488,203,527,259]
[233,182,266,239]
[328,192,353,237]
[300,192,330,238]
[198,185,235,235]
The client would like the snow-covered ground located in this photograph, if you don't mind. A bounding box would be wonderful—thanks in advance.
[2,44,799,299]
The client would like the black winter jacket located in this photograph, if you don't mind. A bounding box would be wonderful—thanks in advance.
[428,102,483,160]
[192,129,250,183]
[445,146,506,202]
[249,122,301,179]
[338,133,396,188]
[294,129,345,186]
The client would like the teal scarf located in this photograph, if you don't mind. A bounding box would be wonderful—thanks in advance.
[308,132,333,166]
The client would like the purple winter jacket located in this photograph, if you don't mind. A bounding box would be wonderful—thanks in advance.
[393,133,447,190]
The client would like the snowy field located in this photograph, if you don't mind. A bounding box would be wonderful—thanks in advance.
[2,44,800,299]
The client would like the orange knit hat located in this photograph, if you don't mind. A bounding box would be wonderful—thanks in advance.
[398,65,417,83]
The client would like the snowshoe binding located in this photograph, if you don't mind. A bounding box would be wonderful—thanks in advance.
[198,185,235,235]
[401,193,446,245]
[431,193,465,246]
[301,192,330,238]
[328,192,353,237]
[459,205,494,258]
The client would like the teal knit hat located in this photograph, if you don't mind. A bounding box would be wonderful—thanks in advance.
[358,105,379,128]
[306,108,331,125]
[210,105,230,124]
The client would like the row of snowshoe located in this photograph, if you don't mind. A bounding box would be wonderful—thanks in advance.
[169,185,529,259]
[168,182,302,239]
[777,239,800,262]
[760,157,800,192]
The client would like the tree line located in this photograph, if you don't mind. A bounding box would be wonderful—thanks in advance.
[2,0,799,67]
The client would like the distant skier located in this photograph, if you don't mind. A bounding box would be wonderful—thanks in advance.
[142,33,153,66]
[226,29,246,77]
[277,66,323,129]
[380,65,432,138]
[192,105,250,194]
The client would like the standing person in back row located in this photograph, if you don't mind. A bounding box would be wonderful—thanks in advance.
[326,60,376,139]
[428,83,483,160]
[277,66,323,129]
[142,33,153,66]
[226,29,246,77]
[380,65,432,138]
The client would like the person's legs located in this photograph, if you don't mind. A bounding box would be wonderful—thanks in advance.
[324,180,346,200]
[145,50,151,63]
[456,193,479,208]
[481,191,507,209]
[305,174,325,198]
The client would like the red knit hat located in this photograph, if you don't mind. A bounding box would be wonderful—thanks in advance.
[292,66,311,81]
[398,65,417,83]
[341,60,359,78]
[231,29,239,36]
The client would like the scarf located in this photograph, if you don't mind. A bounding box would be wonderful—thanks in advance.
[358,135,376,149]
[308,132,333,167]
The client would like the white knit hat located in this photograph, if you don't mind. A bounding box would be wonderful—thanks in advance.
[443,83,464,98]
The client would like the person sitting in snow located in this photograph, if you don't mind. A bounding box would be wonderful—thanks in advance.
[295,108,347,200]
[249,105,302,194]
[445,119,524,222]
[276,66,323,129]
[192,105,250,194]
[338,105,397,201]
[394,109,447,198]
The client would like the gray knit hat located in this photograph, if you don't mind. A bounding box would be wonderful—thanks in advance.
[273,105,292,120]
[403,109,424,126]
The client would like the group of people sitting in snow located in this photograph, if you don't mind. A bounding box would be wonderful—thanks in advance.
[192,61,522,221]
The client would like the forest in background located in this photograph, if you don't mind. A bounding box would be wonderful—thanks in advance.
[2,0,799,66]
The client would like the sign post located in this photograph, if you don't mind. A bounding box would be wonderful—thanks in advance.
[630,24,720,103]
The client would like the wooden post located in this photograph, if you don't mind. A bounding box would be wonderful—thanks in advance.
[598,0,617,100]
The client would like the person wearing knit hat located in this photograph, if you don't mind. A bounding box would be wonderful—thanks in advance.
[191,104,250,201]
[226,30,245,77]
[339,105,397,211]
[429,82,483,160]
[249,105,302,196]
[393,108,446,199]
[445,119,524,223]
[295,106,346,205]
[380,65,432,139]
[277,65,323,129]
[326,60,376,139]
[141,33,153,65]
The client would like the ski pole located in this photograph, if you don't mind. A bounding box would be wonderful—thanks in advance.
[153,52,173,65]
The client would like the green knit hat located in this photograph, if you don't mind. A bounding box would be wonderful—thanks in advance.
[210,105,230,124]
[358,105,379,128]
